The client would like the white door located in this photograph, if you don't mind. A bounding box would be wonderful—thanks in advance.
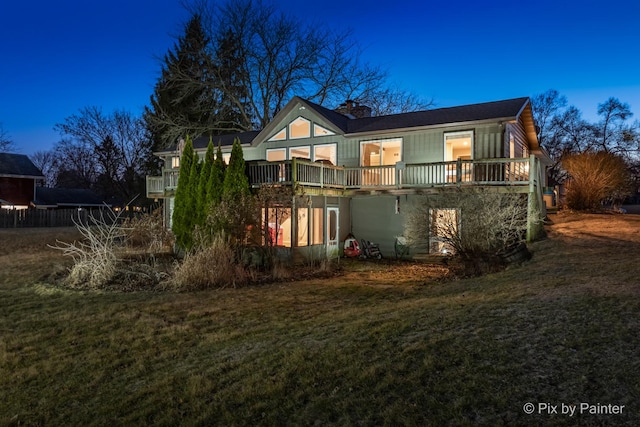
[326,207,339,258]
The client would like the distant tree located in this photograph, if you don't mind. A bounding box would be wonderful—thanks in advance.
[144,13,219,150]
[53,138,97,190]
[172,136,198,250]
[30,150,58,187]
[531,89,567,147]
[592,97,638,156]
[0,123,15,152]
[562,151,631,210]
[54,107,152,200]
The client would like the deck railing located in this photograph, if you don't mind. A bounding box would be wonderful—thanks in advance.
[148,157,539,197]
[247,157,536,190]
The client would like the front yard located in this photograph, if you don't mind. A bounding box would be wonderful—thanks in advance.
[1,213,639,425]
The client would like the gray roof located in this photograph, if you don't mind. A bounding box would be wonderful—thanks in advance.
[304,97,530,134]
[33,187,106,208]
[192,130,261,150]
[0,153,44,178]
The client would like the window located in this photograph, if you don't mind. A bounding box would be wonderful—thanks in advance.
[297,208,309,246]
[360,138,402,185]
[289,117,311,139]
[268,128,287,141]
[222,153,231,164]
[171,156,180,169]
[289,146,310,160]
[360,138,402,167]
[266,148,286,161]
[444,131,473,161]
[444,131,473,182]
[312,208,323,245]
[314,143,337,165]
[314,124,335,136]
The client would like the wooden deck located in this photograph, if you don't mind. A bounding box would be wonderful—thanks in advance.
[147,157,543,199]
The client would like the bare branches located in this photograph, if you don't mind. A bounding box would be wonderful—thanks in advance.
[49,209,126,289]
[0,123,16,152]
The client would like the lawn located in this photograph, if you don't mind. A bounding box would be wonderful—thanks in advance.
[1,213,639,426]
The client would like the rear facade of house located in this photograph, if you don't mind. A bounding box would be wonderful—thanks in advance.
[147,97,550,258]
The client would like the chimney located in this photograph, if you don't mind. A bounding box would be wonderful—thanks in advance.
[335,99,372,118]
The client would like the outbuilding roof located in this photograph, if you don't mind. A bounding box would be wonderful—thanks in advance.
[33,187,106,208]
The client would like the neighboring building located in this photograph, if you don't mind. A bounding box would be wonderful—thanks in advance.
[147,97,550,257]
[0,153,45,209]
[32,187,106,209]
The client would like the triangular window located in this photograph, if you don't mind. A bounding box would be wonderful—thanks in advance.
[313,124,335,136]
[268,128,287,142]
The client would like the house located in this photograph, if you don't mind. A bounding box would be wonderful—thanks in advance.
[147,97,550,258]
[0,153,45,209]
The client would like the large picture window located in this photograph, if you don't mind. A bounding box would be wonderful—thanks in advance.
[313,143,337,165]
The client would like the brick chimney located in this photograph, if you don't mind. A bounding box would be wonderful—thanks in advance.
[335,99,372,118]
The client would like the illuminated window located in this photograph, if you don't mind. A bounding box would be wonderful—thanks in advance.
[313,144,336,165]
[444,131,473,161]
[266,148,286,161]
[312,208,323,245]
[289,117,311,139]
[314,124,335,136]
[289,146,310,160]
[171,156,180,168]
[222,153,231,164]
[297,208,309,246]
[268,128,287,141]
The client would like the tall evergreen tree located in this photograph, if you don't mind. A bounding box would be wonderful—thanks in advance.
[214,29,254,132]
[144,14,218,151]
[172,136,197,250]
[206,144,227,208]
[222,138,250,201]
[195,138,216,227]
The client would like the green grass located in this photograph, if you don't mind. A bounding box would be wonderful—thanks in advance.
[1,214,640,426]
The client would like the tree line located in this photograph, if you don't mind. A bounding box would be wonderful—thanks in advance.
[531,89,639,209]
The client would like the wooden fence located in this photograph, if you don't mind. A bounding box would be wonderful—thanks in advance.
[0,208,114,228]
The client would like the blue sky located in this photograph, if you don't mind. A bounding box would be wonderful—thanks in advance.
[2,0,639,155]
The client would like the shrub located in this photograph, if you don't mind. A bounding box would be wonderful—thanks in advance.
[122,208,174,253]
[50,210,125,289]
[405,188,535,276]
[562,151,631,210]
[171,234,248,290]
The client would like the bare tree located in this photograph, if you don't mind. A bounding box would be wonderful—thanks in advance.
[30,150,59,187]
[0,123,16,152]
[531,89,567,147]
[178,0,431,130]
[593,97,638,156]
[54,107,153,200]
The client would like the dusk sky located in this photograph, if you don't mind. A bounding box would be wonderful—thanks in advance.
[2,0,639,155]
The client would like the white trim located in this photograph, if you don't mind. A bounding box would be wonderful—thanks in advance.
[288,145,311,160]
